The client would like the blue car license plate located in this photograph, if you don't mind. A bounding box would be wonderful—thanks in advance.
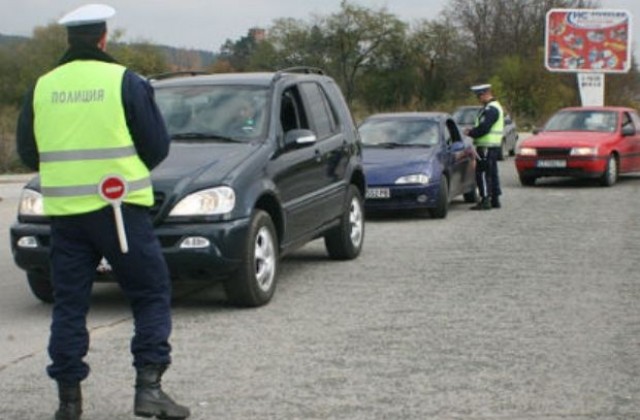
[366,188,390,199]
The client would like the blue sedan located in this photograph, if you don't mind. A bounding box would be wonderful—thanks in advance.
[359,112,477,218]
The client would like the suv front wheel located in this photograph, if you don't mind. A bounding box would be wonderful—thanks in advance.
[324,185,364,260]
[27,271,54,303]
[224,210,278,307]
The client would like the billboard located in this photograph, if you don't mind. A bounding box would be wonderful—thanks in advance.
[545,9,631,73]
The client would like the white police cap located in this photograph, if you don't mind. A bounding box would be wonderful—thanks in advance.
[58,4,116,27]
[470,84,491,95]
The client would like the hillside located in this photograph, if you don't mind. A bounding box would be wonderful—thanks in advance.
[0,33,217,68]
[0,33,29,46]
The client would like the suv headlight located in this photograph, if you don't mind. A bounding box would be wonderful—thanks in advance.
[19,189,44,216]
[395,174,430,185]
[169,186,236,216]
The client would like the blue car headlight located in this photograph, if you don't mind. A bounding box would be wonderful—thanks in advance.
[395,174,430,185]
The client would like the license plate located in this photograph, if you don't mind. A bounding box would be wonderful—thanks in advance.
[366,188,390,199]
[537,159,566,168]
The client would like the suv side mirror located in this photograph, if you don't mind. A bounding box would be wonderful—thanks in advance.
[284,129,317,148]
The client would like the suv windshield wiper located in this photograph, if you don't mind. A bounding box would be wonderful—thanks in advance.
[171,132,241,142]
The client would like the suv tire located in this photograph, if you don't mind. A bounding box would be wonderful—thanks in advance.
[224,210,278,307]
[324,185,364,260]
[27,271,54,303]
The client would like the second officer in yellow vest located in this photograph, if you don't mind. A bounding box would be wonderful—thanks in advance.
[465,84,504,210]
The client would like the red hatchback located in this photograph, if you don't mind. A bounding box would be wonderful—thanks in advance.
[515,106,640,186]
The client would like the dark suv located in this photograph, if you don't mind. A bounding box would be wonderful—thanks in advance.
[10,68,366,307]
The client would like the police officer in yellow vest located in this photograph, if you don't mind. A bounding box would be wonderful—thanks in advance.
[465,84,504,210]
[16,4,189,419]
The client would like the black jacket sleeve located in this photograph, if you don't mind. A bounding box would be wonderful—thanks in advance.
[468,104,499,139]
[122,70,170,170]
[16,89,39,171]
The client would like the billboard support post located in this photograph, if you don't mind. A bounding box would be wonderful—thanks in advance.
[577,73,605,106]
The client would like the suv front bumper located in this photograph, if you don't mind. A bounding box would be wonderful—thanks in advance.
[10,217,251,281]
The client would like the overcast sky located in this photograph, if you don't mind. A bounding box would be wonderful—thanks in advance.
[0,0,638,56]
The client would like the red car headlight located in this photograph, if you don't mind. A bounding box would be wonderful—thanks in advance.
[518,147,537,156]
[570,147,598,156]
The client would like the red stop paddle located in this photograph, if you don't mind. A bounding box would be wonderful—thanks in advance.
[98,175,129,253]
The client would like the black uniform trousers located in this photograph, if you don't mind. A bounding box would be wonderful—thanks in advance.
[475,146,502,201]
[47,204,172,384]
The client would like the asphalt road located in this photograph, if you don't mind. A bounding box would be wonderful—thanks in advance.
[1,159,639,419]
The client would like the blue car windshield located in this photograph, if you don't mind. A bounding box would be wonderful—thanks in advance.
[359,119,439,147]
[155,85,269,142]
[545,110,618,133]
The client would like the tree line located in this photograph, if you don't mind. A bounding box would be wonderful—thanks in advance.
[215,0,639,121]
[0,0,638,171]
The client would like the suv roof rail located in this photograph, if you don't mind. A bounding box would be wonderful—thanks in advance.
[278,66,325,75]
[147,71,209,81]
[272,66,325,83]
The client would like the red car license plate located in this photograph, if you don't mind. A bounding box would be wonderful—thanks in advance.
[537,159,566,168]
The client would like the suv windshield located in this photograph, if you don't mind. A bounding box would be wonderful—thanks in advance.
[545,110,618,133]
[359,118,439,147]
[155,85,269,141]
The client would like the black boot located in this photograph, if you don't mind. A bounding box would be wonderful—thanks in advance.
[470,197,491,210]
[134,365,190,419]
[54,382,82,420]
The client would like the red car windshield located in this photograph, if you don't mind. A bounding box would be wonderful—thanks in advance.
[545,110,618,133]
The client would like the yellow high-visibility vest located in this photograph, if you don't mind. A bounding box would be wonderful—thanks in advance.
[474,100,504,147]
[33,60,153,215]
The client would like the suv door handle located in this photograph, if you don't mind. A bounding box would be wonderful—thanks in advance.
[314,149,323,162]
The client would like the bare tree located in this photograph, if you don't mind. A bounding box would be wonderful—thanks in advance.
[323,0,407,103]
[444,0,599,80]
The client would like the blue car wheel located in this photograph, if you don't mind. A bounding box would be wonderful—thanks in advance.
[429,176,449,219]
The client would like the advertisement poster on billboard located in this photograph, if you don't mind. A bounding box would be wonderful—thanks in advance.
[545,9,631,73]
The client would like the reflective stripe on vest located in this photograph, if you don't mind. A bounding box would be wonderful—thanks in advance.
[41,177,152,197]
[39,145,137,163]
[474,100,504,147]
[33,60,153,216]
